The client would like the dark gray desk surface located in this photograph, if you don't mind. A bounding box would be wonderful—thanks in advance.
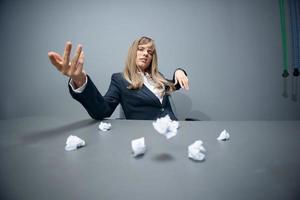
[0,116,299,200]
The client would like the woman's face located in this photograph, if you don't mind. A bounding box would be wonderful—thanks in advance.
[135,42,153,72]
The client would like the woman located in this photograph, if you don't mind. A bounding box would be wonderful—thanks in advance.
[48,36,189,120]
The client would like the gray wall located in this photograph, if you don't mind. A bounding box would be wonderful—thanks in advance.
[1,0,299,120]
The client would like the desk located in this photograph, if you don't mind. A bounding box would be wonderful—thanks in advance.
[0,117,299,200]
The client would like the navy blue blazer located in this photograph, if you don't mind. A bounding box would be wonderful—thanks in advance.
[69,71,185,120]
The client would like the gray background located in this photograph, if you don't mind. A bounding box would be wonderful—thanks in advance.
[0,0,299,120]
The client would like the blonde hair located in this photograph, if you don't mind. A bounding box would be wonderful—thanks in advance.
[123,36,175,94]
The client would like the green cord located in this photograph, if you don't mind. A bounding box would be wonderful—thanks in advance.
[279,0,289,72]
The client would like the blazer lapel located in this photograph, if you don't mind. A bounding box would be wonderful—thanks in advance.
[161,95,168,107]
[140,85,162,105]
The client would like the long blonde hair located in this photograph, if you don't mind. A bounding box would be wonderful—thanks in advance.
[123,36,175,94]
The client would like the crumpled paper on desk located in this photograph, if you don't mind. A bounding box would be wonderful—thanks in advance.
[217,129,230,141]
[131,137,146,157]
[65,135,85,151]
[98,122,111,131]
[188,140,206,161]
[153,115,179,139]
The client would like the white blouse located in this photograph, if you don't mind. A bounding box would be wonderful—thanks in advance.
[141,73,163,103]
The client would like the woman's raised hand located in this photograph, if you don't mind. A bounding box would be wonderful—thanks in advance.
[48,41,86,88]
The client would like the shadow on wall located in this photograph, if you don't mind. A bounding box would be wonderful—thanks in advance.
[170,92,211,121]
[282,76,299,102]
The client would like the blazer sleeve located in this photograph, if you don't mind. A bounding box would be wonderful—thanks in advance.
[69,73,121,120]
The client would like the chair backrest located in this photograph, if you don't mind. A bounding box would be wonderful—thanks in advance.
[110,104,125,119]
[118,104,125,119]
[169,92,192,120]
[169,92,202,121]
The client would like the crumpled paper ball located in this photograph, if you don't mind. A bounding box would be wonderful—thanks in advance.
[153,115,179,139]
[65,135,85,151]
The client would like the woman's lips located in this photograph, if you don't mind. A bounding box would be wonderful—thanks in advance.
[140,58,147,63]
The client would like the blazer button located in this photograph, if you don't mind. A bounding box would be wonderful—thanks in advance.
[161,108,164,112]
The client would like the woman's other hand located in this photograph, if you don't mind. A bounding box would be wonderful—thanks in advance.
[174,69,189,90]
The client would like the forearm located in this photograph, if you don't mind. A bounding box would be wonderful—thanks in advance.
[69,76,112,120]
[69,76,88,93]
